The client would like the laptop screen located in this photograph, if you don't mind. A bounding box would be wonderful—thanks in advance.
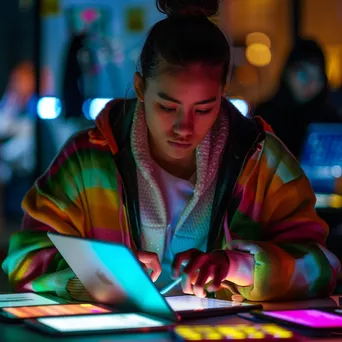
[300,123,342,200]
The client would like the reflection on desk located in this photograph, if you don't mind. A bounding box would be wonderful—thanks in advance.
[0,295,341,341]
[256,296,338,311]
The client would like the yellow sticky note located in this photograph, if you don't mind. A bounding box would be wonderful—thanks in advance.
[41,0,60,16]
[126,7,145,32]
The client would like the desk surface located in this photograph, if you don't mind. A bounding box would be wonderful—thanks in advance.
[1,296,341,342]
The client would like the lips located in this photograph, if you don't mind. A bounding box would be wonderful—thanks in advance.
[167,141,192,149]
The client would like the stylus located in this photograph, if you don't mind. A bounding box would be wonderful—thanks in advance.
[160,276,183,296]
[160,261,188,296]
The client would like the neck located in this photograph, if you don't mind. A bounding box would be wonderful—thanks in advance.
[150,143,196,180]
[155,156,196,180]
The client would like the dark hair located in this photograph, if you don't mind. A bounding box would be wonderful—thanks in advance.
[285,38,326,75]
[280,37,328,92]
[138,0,231,85]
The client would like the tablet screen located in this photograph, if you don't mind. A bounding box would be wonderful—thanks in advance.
[36,313,167,332]
[165,295,250,312]
[3,303,110,319]
[262,310,342,329]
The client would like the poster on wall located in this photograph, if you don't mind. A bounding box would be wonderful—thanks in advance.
[125,7,145,32]
[65,6,112,37]
[40,0,60,16]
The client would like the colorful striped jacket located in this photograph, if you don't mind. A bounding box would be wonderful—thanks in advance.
[2,98,340,301]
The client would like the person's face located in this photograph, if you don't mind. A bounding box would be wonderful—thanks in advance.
[287,62,325,104]
[134,65,224,166]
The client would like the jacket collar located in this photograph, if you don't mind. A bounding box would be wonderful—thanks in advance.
[90,97,266,251]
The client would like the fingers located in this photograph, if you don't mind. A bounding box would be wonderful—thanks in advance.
[193,264,214,288]
[231,294,245,302]
[181,265,211,298]
[193,264,214,298]
[179,254,212,298]
[182,252,211,297]
[182,272,198,296]
[137,251,162,282]
[149,257,162,282]
[207,265,228,292]
[177,250,230,297]
[183,253,207,276]
[172,249,199,278]
[206,252,229,292]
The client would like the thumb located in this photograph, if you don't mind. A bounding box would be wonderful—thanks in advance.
[137,251,162,282]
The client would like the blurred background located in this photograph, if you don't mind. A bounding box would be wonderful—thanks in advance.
[0,0,342,288]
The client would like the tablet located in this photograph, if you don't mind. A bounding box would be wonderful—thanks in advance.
[166,296,261,319]
[0,293,60,308]
[1,303,111,320]
[252,309,342,331]
[25,313,173,335]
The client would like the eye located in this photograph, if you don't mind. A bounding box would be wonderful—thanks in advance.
[159,104,176,112]
[196,108,213,115]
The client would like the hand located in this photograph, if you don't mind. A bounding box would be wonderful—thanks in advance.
[136,250,162,282]
[172,249,229,298]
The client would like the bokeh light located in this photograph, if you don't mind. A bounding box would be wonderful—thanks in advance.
[246,32,271,49]
[246,43,272,67]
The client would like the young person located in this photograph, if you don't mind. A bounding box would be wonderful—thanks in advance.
[2,0,340,302]
[253,38,341,158]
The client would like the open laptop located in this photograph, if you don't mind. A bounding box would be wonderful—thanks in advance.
[299,123,342,209]
[47,232,261,321]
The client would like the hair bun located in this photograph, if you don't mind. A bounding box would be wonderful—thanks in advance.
[157,0,219,18]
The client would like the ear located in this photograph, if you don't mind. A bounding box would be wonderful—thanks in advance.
[134,72,145,102]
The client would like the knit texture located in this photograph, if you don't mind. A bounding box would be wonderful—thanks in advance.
[131,101,228,261]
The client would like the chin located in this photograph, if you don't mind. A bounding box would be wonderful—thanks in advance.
[166,147,194,160]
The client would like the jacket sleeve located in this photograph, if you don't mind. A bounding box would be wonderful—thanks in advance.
[2,134,89,299]
[221,135,340,301]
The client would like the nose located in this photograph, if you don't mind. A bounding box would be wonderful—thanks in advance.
[173,110,194,137]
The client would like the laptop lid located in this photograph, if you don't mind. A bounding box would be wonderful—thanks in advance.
[299,123,342,197]
[47,232,178,323]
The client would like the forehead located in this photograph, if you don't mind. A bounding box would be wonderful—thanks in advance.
[294,61,322,73]
[147,65,223,97]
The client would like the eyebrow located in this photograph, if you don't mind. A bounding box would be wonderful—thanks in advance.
[157,92,217,105]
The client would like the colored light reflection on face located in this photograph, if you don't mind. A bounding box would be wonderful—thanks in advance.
[288,62,325,103]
